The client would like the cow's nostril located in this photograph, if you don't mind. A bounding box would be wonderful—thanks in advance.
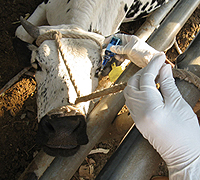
[37,114,88,156]
[44,120,55,133]
[40,116,55,134]
[72,120,81,133]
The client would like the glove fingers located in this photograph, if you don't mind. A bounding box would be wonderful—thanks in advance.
[124,79,164,123]
[126,68,144,90]
[159,64,182,105]
[124,65,164,119]
[124,69,142,119]
[110,35,139,54]
[110,45,126,55]
[114,34,133,45]
[114,54,127,62]
[104,34,134,48]
[140,52,166,91]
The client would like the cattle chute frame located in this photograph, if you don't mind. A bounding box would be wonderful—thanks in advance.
[17,0,200,179]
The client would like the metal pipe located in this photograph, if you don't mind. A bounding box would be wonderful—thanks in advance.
[18,150,55,180]
[18,1,180,179]
[175,30,200,107]
[148,0,200,51]
[96,126,162,180]
[136,0,179,40]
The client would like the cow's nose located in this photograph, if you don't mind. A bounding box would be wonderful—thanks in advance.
[36,114,88,156]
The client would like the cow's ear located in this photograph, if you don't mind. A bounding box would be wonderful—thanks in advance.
[12,37,33,67]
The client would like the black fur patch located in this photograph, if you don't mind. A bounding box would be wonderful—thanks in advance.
[148,6,153,11]
[124,4,128,12]
[44,0,49,4]
[141,2,149,11]
[66,8,70,13]
[155,0,166,7]
[125,0,142,18]
[151,0,166,7]
[67,0,71,3]
[151,0,156,5]
[88,23,92,32]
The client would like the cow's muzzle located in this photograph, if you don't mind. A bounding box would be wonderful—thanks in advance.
[36,112,88,157]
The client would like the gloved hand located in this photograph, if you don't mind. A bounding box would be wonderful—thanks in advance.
[123,52,200,179]
[104,34,159,68]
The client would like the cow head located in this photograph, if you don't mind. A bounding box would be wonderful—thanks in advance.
[15,18,104,156]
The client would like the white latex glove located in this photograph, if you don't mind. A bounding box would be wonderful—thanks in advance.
[104,34,159,68]
[124,53,200,180]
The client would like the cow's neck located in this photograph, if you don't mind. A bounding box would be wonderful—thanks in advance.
[48,0,134,36]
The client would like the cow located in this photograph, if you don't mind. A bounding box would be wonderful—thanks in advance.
[14,0,169,157]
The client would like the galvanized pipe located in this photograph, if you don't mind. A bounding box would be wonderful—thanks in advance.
[96,126,162,180]
[176,30,200,107]
[136,0,179,40]
[18,150,55,180]
[148,0,200,51]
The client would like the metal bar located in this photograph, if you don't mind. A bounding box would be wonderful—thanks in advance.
[96,126,162,180]
[175,30,200,107]
[136,0,179,40]
[148,0,200,51]
[39,1,183,179]
[18,150,55,180]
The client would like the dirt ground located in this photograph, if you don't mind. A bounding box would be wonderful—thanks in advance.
[0,1,200,180]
